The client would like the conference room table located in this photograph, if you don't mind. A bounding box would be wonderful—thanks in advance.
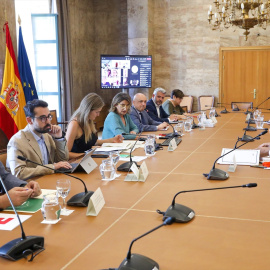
[1,110,270,270]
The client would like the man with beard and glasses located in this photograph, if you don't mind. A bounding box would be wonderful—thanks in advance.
[6,99,71,180]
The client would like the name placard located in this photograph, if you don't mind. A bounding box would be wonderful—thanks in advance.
[168,138,177,151]
[81,156,98,174]
[86,187,105,216]
[124,161,149,182]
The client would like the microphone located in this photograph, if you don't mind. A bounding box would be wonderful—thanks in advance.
[244,119,257,131]
[255,97,270,110]
[232,103,239,111]
[203,130,268,180]
[204,105,220,117]
[0,176,45,261]
[117,217,175,270]
[17,156,93,207]
[217,102,229,114]
[156,183,257,223]
[117,131,143,172]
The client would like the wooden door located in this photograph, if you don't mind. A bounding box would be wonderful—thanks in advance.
[219,47,270,109]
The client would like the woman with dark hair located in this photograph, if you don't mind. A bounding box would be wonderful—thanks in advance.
[102,92,139,140]
[162,89,187,118]
[66,93,123,159]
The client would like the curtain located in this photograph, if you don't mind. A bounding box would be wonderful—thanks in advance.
[56,0,73,122]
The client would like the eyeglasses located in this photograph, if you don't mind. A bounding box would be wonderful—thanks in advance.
[118,104,130,108]
[34,114,53,123]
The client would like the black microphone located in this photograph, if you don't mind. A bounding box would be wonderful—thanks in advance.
[203,130,268,180]
[156,183,257,223]
[204,105,220,117]
[17,156,93,207]
[255,97,270,110]
[117,131,143,172]
[232,103,240,111]
[217,102,229,114]
[117,217,175,270]
[244,119,257,131]
[0,176,45,261]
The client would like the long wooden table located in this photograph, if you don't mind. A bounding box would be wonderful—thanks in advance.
[1,111,270,269]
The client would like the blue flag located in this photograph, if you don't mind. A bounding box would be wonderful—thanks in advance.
[18,26,38,102]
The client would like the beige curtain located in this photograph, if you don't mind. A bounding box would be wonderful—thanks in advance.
[56,0,73,122]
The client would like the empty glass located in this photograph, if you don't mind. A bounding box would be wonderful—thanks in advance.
[99,159,116,180]
[184,117,193,132]
[41,193,61,222]
[209,107,216,119]
[256,115,264,129]
[110,151,120,166]
[174,121,184,136]
[56,179,71,214]
[253,109,261,121]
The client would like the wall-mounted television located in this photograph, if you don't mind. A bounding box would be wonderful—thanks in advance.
[100,55,152,89]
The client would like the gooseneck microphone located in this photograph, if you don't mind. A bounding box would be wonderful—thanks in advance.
[117,131,143,172]
[0,176,45,261]
[244,119,257,131]
[232,103,240,111]
[255,96,270,110]
[217,102,229,114]
[17,156,93,207]
[203,129,268,180]
[117,217,175,270]
[156,183,257,223]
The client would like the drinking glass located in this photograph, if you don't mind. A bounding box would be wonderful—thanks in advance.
[41,193,61,222]
[174,121,184,136]
[256,115,264,129]
[56,179,71,214]
[110,151,120,166]
[184,117,193,132]
[253,109,261,121]
[99,159,116,180]
[209,107,216,119]
[144,135,155,156]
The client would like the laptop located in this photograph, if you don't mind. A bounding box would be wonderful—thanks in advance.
[57,149,97,174]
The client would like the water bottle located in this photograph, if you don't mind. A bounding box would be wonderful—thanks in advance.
[144,135,155,156]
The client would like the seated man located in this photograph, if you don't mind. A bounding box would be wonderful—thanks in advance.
[7,99,71,180]
[0,161,41,209]
[256,142,270,158]
[146,87,179,123]
[130,93,168,132]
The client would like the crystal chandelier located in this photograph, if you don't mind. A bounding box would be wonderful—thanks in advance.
[207,0,269,40]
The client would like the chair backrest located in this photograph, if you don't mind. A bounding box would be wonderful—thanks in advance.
[231,102,253,110]
[198,95,215,111]
[181,95,193,113]
[0,128,8,151]
[50,110,69,131]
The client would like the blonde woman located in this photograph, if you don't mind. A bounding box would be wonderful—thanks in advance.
[66,93,123,159]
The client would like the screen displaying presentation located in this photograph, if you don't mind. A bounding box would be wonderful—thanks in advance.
[100,55,152,89]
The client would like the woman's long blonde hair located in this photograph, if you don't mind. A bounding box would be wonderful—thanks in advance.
[70,93,104,143]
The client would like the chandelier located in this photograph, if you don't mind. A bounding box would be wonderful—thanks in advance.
[207,0,269,40]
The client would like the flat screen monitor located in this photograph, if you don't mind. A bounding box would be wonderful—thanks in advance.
[100,55,152,89]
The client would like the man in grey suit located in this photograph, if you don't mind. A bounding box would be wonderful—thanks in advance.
[7,99,71,180]
[130,93,168,132]
[0,161,41,209]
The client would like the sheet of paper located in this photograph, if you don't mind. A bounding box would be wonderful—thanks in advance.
[34,189,57,199]
[119,156,148,162]
[217,148,260,166]
[0,213,31,231]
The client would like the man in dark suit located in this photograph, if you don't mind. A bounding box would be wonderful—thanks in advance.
[0,161,41,209]
[130,93,168,132]
[146,87,178,123]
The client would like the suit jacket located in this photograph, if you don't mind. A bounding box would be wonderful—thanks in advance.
[146,99,170,122]
[0,161,26,192]
[130,106,162,132]
[7,125,69,180]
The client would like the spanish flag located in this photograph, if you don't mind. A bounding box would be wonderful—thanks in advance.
[0,22,27,139]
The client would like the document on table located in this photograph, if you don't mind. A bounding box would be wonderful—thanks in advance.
[217,148,260,166]
[0,213,31,231]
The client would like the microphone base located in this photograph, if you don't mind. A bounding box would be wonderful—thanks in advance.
[232,108,240,111]
[244,127,257,131]
[0,236,44,261]
[204,168,229,180]
[220,109,229,114]
[241,135,254,142]
[164,203,195,223]
[118,253,159,270]
[192,124,200,129]
[117,161,139,172]
[245,120,255,124]
[67,191,94,207]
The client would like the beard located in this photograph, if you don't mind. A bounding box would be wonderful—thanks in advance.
[34,124,51,134]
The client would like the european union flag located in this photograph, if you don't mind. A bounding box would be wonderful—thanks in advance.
[18,26,38,102]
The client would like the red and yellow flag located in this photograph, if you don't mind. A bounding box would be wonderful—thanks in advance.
[0,22,27,139]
